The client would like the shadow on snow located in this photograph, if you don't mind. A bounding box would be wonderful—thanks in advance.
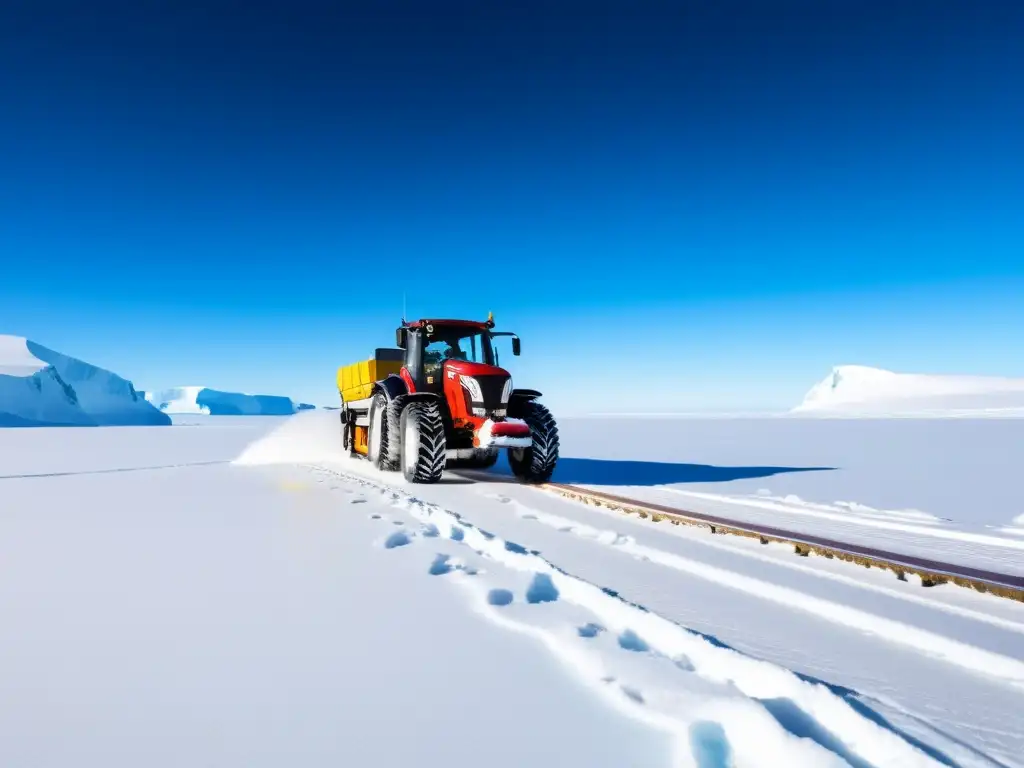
[480,454,834,487]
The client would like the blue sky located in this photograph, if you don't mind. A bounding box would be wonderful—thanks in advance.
[1,1,1022,412]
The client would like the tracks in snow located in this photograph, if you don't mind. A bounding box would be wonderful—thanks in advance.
[492,497,1024,688]
[306,463,992,768]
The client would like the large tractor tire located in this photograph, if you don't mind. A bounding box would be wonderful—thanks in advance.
[400,401,446,483]
[367,392,396,471]
[508,401,559,483]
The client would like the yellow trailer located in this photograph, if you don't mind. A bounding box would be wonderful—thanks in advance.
[336,348,403,456]
[337,348,404,404]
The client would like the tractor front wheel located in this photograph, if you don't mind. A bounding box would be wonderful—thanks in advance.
[400,401,446,483]
[508,401,559,483]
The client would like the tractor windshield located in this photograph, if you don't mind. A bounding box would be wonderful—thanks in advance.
[423,327,494,368]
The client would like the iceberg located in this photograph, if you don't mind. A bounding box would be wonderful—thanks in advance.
[0,335,171,427]
[143,386,315,416]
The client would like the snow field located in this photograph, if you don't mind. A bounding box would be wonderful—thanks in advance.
[0,440,666,766]
[5,406,1021,766]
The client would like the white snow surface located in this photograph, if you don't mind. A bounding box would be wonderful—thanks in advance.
[235,410,1024,767]
[0,335,170,427]
[3,412,1023,766]
[794,365,1024,416]
[143,386,314,415]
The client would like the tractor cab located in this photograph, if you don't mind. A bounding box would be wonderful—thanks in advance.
[396,315,520,396]
[397,319,498,394]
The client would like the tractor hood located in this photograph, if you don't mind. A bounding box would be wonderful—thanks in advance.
[443,360,511,380]
[444,360,512,414]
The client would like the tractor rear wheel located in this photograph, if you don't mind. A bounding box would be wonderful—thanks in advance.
[367,392,396,471]
[400,401,446,483]
[508,401,559,483]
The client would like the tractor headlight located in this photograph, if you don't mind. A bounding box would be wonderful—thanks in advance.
[460,375,484,403]
[501,377,512,404]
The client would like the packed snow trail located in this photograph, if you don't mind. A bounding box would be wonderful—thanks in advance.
[304,464,947,767]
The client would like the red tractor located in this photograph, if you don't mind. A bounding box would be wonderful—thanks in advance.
[338,314,559,484]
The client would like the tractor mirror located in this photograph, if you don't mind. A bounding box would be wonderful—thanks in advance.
[396,328,407,348]
[512,336,521,356]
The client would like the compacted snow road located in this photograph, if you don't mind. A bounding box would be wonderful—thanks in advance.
[2,412,1022,767]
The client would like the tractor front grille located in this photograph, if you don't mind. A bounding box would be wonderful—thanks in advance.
[474,374,509,412]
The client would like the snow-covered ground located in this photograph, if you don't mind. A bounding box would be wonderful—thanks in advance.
[0,335,170,427]
[793,365,1024,416]
[551,416,1024,578]
[142,386,315,415]
[3,411,1023,767]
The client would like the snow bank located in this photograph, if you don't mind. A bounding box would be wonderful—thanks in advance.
[793,365,1024,415]
[0,335,170,427]
[143,386,316,416]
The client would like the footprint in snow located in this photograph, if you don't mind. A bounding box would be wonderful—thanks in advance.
[525,573,559,604]
[675,655,695,672]
[487,588,515,606]
[429,554,455,575]
[370,513,382,520]
[428,553,477,576]
[350,498,367,505]
[384,530,412,549]
[621,686,645,705]
[618,630,650,653]
[578,622,605,639]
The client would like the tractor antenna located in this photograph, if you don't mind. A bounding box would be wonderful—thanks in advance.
[402,291,407,324]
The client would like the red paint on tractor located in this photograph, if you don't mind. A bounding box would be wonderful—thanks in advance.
[400,367,417,393]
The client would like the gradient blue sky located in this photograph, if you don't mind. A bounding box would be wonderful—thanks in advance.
[1,1,1022,413]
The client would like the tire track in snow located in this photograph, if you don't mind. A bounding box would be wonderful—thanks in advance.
[310,464,951,768]
[504,490,1024,636]
[658,488,1024,552]
[492,496,1024,687]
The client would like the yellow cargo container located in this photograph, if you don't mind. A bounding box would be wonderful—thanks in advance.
[337,348,404,403]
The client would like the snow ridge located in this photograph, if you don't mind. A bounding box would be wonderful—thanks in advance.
[0,336,170,427]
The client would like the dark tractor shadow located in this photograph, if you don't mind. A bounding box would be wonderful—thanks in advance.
[475,456,834,487]
[549,457,834,487]
[468,456,835,487]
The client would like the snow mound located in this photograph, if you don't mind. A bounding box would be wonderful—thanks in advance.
[143,387,315,416]
[0,335,170,427]
[234,408,346,465]
[793,365,1024,416]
